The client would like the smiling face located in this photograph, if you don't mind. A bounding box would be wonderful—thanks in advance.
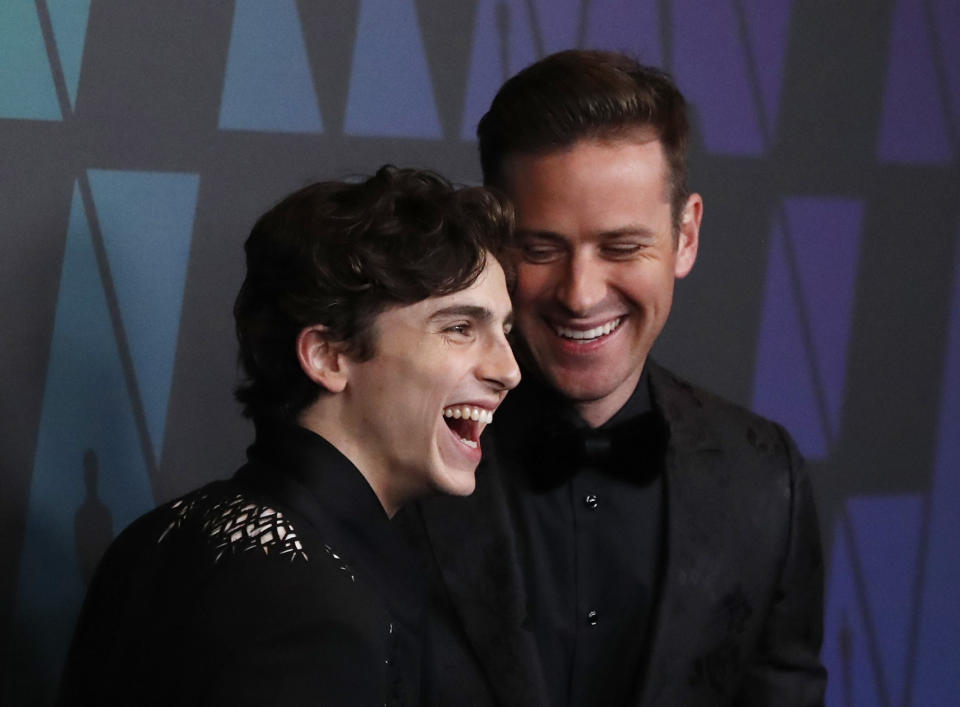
[502,135,701,426]
[332,257,519,512]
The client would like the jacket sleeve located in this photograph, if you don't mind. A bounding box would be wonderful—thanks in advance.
[735,426,827,706]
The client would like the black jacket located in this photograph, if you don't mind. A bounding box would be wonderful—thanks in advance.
[403,361,826,706]
[58,424,424,706]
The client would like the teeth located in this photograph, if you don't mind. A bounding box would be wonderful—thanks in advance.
[443,406,493,424]
[555,317,621,341]
[459,438,478,449]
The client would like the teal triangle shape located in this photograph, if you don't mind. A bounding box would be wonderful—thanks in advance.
[218,0,323,133]
[3,184,155,705]
[344,0,442,138]
[0,3,62,120]
[47,0,91,109]
[87,170,199,459]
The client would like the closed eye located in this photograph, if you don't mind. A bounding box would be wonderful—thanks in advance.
[600,243,643,259]
[522,244,564,264]
[517,234,566,264]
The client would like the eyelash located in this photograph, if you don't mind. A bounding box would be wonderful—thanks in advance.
[445,323,472,336]
[521,245,563,263]
[602,244,642,257]
[521,242,643,263]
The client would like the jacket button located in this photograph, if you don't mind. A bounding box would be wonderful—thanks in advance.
[586,609,599,626]
[583,493,599,510]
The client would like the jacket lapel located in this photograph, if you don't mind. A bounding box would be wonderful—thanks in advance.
[418,360,728,707]
[418,452,549,707]
[636,362,727,706]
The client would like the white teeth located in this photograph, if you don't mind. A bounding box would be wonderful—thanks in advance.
[442,406,494,424]
[459,438,478,449]
[555,317,621,341]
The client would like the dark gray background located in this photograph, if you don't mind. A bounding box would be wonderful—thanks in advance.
[2,1,958,704]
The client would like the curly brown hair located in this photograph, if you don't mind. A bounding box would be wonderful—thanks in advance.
[234,165,515,423]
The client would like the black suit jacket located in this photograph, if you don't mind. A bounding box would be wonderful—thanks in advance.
[403,361,826,706]
[58,425,423,707]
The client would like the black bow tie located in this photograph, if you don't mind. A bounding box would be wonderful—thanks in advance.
[523,412,666,488]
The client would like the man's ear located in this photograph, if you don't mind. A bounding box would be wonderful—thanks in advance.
[674,192,702,279]
[296,325,349,394]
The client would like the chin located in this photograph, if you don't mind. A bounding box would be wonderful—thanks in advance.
[545,369,611,401]
[433,466,478,498]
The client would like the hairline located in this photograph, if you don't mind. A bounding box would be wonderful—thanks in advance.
[490,128,685,242]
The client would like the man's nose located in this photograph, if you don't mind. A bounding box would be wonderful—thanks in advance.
[556,253,606,316]
[480,333,521,392]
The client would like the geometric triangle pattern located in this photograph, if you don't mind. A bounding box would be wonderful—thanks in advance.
[823,496,924,707]
[670,0,793,154]
[751,198,864,459]
[3,184,157,706]
[911,229,960,705]
[877,0,958,164]
[459,0,580,139]
[46,0,91,109]
[0,3,62,120]
[458,0,664,140]
[218,0,324,133]
[344,0,442,138]
[87,170,200,459]
[583,0,661,65]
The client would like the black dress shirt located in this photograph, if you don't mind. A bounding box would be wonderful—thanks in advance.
[497,371,667,707]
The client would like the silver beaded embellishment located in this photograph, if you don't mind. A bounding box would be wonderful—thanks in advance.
[158,492,308,564]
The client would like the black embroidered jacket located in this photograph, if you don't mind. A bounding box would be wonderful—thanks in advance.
[58,424,424,707]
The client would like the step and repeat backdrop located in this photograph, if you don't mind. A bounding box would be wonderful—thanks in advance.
[2,1,958,704]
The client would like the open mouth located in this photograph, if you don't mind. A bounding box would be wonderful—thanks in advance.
[442,405,493,449]
[554,317,623,343]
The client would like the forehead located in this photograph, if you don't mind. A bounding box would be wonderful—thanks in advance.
[375,258,511,329]
[505,135,667,190]
[501,137,672,233]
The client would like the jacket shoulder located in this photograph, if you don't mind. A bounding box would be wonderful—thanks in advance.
[648,360,798,462]
[102,481,360,589]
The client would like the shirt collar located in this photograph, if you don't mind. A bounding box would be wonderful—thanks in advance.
[244,422,424,627]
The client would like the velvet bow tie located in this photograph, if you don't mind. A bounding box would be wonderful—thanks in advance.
[525,412,666,486]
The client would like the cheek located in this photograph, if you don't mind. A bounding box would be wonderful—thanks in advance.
[514,267,553,310]
[614,267,672,309]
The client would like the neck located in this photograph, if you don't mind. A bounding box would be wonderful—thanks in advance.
[297,404,402,518]
[573,367,644,428]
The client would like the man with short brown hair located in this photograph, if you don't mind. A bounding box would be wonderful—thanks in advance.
[407,50,826,707]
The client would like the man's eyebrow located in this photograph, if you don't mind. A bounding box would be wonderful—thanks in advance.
[598,225,657,239]
[429,304,494,322]
[515,228,564,241]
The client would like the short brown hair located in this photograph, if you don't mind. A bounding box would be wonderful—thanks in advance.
[478,49,690,227]
[234,166,514,423]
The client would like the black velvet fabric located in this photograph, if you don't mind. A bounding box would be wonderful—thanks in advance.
[58,424,424,707]
[401,360,826,707]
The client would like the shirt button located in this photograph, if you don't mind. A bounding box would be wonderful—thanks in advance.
[583,493,599,510]
[586,609,599,626]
